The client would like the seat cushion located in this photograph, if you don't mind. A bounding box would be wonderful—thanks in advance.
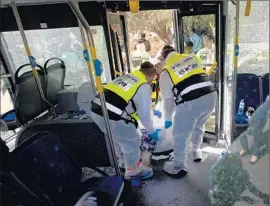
[236,74,260,123]
[2,111,16,122]
[0,172,45,206]
[11,132,82,205]
[235,113,249,124]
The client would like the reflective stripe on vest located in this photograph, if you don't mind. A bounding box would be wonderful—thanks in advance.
[164,52,215,102]
[103,70,148,118]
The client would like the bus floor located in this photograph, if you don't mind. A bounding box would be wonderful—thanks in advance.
[123,144,221,206]
[81,142,223,206]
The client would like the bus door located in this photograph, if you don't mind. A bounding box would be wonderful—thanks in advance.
[175,2,225,138]
[106,11,131,77]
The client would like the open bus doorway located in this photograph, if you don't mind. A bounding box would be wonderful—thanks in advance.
[181,14,217,134]
[106,9,219,137]
[126,10,175,71]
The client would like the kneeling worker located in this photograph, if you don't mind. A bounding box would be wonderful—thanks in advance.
[159,47,217,178]
[91,61,160,180]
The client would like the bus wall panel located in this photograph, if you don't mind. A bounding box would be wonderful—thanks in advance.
[1,2,104,32]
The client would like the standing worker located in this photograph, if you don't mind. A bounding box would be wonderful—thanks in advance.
[90,61,160,180]
[158,47,217,178]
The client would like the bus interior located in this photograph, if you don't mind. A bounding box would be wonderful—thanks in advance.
[0,0,269,206]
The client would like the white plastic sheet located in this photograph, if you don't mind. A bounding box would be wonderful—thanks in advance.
[139,101,173,153]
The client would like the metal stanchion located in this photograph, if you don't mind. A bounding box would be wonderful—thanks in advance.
[75,1,96,96]
[68,0,121,176]
[10,1,55,114]
[230,0,240,141]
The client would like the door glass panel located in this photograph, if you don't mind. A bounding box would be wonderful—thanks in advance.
[107,12,126,75]
[182,14,216,133]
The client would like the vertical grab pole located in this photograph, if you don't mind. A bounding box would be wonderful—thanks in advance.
[68,0,121,176]
[75,1,96,96]
[230,0,240,142]
[10,1,55,111]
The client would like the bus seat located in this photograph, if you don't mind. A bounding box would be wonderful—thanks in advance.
[262,73,269,101]
[10,131,124,206]
[16,120,111,168]
[0,172,46,206]
[0,139,46,206]
[15,64,47,123]
[44,58,66,105]
[0,109,18,130]
[235,73,260,124]
[1,64,47,130]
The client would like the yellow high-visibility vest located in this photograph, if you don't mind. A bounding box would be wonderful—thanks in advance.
[164,52,206,86]
[103,70,148,121]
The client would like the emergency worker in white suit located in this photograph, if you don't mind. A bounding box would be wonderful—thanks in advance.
[159,48,217,178]
[90,61,160,180]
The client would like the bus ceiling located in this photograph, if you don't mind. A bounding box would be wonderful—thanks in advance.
[0,0,222,10]
[104,1,220,12]
[0,0,222,32]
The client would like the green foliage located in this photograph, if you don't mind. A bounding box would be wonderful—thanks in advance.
[127,10,174,44]
[126,10,215,45]
[183,15,215,32]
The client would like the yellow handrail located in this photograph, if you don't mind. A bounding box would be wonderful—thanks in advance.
[245,0,251,16]
[129,0,139,13]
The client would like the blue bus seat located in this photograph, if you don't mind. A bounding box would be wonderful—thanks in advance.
[16,121,111,168]
[0,139,46,206]
[44,58,66,105]
[10,131,123,206]
[262,73,269,101]
[0,172,46,206]
[235,74,261,124]
[0,109,18,131]
[1,110,16,122]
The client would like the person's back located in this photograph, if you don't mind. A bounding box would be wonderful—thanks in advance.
[159,47,217,178]
[90,61,159,180]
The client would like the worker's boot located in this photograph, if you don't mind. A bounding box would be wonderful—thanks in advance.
[118,159,125,171]
[192,149,203,162]
[124,162,153,180]
[163,160,187,178]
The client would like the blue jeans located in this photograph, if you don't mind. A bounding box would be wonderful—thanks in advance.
[239,126,262,157]
[239,98,269,156]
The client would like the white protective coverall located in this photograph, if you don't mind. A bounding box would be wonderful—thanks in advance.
[159,69,217,170]
[90,84,155,169]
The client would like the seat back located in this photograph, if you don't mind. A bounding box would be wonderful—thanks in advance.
[14,64,47,124]
[236,73,261,113]
[0,172,46,206]
[16,121,111,168]
[0,139,46,206]
[11,132,82,204]
[0,138,10,172]
[44,58,66,105]
[262,73,269,101]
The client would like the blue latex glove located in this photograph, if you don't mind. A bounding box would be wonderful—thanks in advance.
[165,120,172,129]
[153,110,162,118]
[149,129,162,141]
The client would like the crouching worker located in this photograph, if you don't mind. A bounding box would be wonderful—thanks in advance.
[90,61,160,180]
[159,47,217,178]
